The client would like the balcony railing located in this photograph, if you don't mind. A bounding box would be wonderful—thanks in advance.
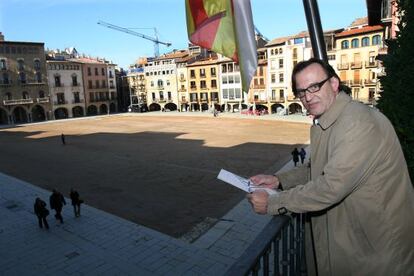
[350,79,362,86]
[37,97,50,103]
[0,80,12,86]
[3,98,34,105]
[363,79,376,85]
[337,63,349,70]
[54,100,68,105]
[3,99,33,105]
[269,97,285,103]
[365,61,378,68]
[227,214,306,276]
[351,62,363,69]
[72,99,85,104]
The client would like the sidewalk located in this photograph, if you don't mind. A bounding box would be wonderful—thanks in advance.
[0,117,311,275]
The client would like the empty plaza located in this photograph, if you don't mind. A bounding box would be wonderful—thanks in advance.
[0,113,310,238]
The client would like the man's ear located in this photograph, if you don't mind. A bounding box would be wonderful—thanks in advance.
[329,77,340,92]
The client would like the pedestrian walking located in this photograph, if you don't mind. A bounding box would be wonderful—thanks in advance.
[70,188,82,217]
[61,133,66,145]
[34,197,49,229]
[299,148,306,164]
[291,147,299,167]
[49,189,66,223]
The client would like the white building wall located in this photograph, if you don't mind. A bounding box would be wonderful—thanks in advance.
[46,62,85,118]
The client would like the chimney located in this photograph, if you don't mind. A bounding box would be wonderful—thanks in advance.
[0,32,4,41]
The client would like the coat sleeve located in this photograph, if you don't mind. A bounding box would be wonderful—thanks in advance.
[268,118,382,214]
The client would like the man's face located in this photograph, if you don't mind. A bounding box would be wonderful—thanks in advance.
[295,63,339,117]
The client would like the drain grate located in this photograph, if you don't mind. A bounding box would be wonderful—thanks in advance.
[6,203,18,210]
[65,251,80,259]
[2,201,21,212]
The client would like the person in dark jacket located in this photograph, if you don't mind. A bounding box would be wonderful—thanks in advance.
[49,189,66,223]
[299,148,306,164]
[291,147,300,167]
[34,197,49,229]
[70,188,82,217]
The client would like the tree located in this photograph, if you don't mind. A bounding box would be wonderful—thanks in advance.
[377,0,414,184]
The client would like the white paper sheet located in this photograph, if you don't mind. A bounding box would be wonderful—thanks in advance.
[217,169,277,195]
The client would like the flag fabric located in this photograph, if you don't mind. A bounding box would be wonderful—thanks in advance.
[185,0,257,93]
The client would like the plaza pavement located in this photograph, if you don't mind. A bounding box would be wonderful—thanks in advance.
[0,113,311,275]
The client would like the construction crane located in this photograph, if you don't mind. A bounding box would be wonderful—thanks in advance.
[254,25,269,42]
[97,20,171,57]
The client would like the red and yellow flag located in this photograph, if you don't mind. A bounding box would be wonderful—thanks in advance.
[185,0,257,92]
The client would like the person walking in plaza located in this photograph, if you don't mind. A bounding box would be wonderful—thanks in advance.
[70,188,82,217]
[49,189,66,224]
[34,197,49,229]
[291,147,299,167]
[247,58,414,276]
[299,147,306,165]
[61,133,66,145]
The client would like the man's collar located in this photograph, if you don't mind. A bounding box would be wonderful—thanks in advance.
[316,92,351,130]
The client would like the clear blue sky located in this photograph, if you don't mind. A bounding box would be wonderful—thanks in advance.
[0,0,367,69]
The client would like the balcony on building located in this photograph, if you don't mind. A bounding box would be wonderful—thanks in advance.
[337,63,349,70]
[37,97,50,103]
[365,60,378,68]
[351,61,363,69]
[253,84,266,89]
[350,79,362,86]
[0,79,12,86]
[270,97,284,103]
[190,93,198,102]
[4,98,34,105]
[363,79,376,86]
[54,100,68,105]
[287,95,299,102]
[72,99,85,104]
[253,97,267,104]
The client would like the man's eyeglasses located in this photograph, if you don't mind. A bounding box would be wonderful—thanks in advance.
[294,76,331,99]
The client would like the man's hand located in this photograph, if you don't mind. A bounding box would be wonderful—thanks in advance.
[247,190,269,214]
[249,174,280,189]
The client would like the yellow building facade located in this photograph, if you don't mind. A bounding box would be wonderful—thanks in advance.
[335,24,384,104]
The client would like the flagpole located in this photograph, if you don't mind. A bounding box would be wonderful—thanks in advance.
[302,0,328,62]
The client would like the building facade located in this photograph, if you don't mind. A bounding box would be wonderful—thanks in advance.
[0,37,51,124]
[187,57,220,112]
[74,58,117,115]
[46,60,85,119]
[335,20,384,105]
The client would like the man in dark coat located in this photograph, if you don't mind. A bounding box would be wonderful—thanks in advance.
[49,189,66,223]
[34,197,49,229]
[299,148,306,164]
[291,147,299,167]
[70,188,82,217]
